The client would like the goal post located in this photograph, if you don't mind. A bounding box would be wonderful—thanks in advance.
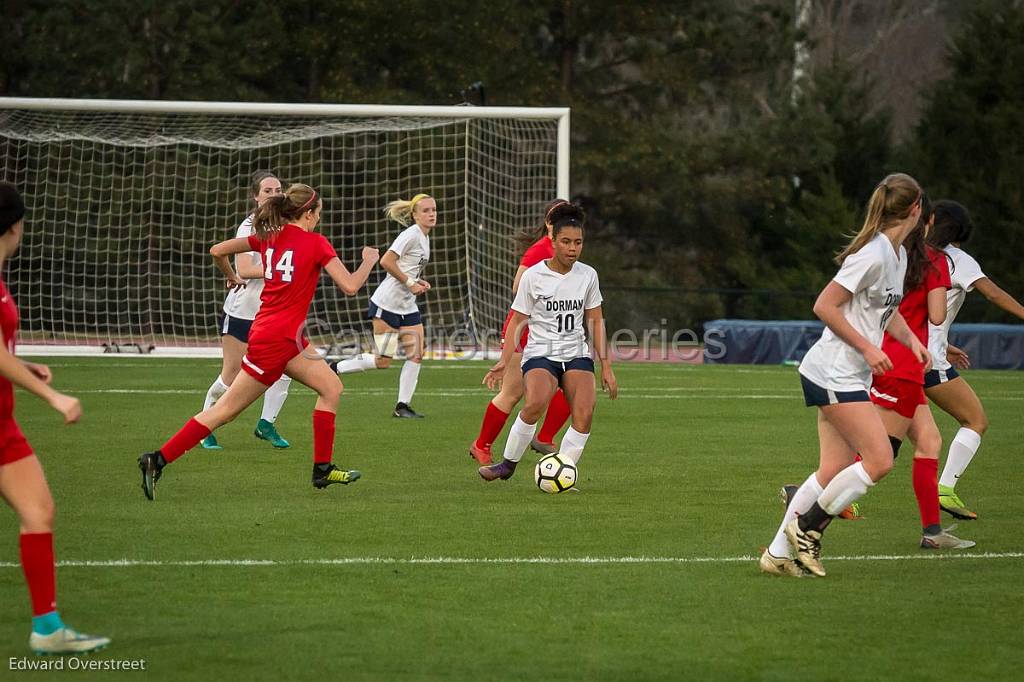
[0,97,569,357]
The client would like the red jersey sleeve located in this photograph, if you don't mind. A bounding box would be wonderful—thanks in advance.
[247,235,261,251]
[925,247,952,291]
[317,234,337,267]
[520,238,552,268]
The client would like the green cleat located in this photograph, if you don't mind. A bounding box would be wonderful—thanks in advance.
[201,434,222,450]
[312,464,361,489]
[254,419,290,448]
[939,485,977,520]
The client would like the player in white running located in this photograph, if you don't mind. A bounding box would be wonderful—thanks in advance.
[760,173,931,578]
[332,193,435,419]
[924,200,1024,519]
[200,171,292,449]
[478,203,617,482]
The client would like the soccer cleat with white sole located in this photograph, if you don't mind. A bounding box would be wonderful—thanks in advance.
[30,627,110,655]
[784,519,826,577]
[920,529,976,550]
[758,549,812,577]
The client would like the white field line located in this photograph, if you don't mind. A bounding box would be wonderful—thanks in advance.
[1,552,1022,569]
[61,388,1024,401]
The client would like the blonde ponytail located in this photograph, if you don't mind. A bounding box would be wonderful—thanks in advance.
[835,172,920,264]
[384,193,431,226]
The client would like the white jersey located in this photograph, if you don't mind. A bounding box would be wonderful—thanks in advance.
[370,224,430,315]
[512,260,603,363]
[928,246,986,371]
[222,216,264,321]
[799,233,907,392]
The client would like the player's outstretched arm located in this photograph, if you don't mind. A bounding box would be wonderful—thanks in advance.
[0,331,80,423]
[974,278,1024,320]
[586,306,617,399]
[210,237,253,289]
[324,247,380,296]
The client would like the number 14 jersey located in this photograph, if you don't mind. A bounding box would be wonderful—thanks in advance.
[512,260,603,363]
[246,223,337,342]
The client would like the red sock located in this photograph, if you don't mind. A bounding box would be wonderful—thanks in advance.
[474,401,510,452]
[913,457,941,529]
[20,532,57,616]
[537,389,571,445]
[313,409,335,464]
[160,418,211,463]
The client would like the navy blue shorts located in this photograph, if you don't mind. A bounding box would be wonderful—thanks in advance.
[800,374,870,407]
[218,313,253,343]
[924,366,960,389]
[367,301,422,329]
[522,357,595,385]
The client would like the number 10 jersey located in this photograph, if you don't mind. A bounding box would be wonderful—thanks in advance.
[511,260,603,363]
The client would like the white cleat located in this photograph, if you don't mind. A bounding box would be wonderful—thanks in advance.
[30,627,111,655]
[758,549,812,577]
[920,529,976,550]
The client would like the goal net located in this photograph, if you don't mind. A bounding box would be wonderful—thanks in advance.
[0,99,568,356]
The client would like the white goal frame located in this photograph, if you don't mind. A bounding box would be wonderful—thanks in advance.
[0,97,570,358]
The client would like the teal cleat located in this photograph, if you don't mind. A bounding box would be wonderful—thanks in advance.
[201,434,222,450]
[254,419,290,448]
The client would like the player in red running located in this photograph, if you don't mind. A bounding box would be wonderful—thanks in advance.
[469,200,574,464]
[138,184,379,498]
[0,183,110,654]
[868,195,974,549]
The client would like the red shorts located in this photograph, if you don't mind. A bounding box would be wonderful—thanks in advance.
[501,309,529,353]
[870,375,926,419]
[0,418,34,466]
[242,336,309,386]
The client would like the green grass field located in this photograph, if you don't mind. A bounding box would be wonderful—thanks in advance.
[1,358,1022,681]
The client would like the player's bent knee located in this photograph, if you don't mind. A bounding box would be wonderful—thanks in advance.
[375,356,392,369]
[21,499,55,533]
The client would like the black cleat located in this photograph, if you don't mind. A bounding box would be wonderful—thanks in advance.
[780,484,798,509]
[138,451,166,501]
[393,402,424,419]
[312,463,362,489]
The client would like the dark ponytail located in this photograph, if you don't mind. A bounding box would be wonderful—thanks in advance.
[513,198,570,254]
[251,183,318,239]
[0,182,26,235]
[903,193,934,291]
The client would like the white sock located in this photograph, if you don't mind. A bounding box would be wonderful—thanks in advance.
[503,414,537,463]
[398,360,421,405]
[203,375,230,411]
[559,427,590,465]
[335,352,378,374]
[768,472,823,559]
[260,375,291,422]
[939,427,982,489]
[817,461,875,516]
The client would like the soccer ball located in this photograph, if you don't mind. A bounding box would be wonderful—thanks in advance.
[535,454,577,494]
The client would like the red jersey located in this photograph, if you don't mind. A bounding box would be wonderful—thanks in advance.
[0,278,17,418]
[520,235,554,268]
[881,247,951,383]
[247,224,337,342]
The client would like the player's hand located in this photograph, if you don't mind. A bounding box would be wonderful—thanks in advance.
[862,346,893,375]
[947,345,970,369]
[483,361,506,390]
[26,362,52,384]
[911,339,932,373]
[48,393,81,424]
[226,274,246,291]
[361,246,380,264]
[602,367,618,399]
[409,280,430,295]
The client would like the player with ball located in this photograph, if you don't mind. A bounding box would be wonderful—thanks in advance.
[480,203,617,490]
